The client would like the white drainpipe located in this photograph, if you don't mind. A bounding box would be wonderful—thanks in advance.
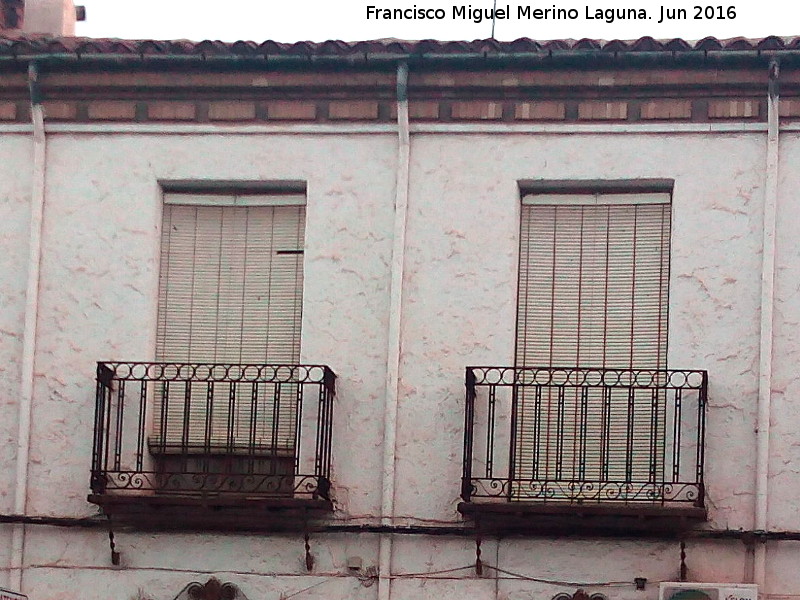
[9,62,47,592]
[753,58,779,588]
[377,61,410,600]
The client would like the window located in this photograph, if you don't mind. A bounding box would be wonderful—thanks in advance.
[153,190,305,456]
[513,188,672,492]
[89,185,336,507]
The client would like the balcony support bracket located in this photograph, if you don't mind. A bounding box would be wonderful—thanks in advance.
[474,520,483,577]
[107,514,120,566]
[304,514,314,572]
[679,540,687,582]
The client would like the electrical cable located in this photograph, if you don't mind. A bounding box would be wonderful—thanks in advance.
[486,565,631,587]
[2,513,798,542]
[3,561,629,587]
[391,565,475,578]
[279,579,335,600]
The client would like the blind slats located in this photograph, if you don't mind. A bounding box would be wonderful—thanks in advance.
[514,196,671,488]
[155,202,305,449]
[516,201,670,369]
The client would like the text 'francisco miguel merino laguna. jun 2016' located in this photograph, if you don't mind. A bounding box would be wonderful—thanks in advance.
[365,4,738,24]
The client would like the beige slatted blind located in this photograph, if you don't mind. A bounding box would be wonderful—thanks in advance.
[515,192,671,489]
[154,194,305,451]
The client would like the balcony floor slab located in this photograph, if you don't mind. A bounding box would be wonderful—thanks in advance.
[458,501,707,536]
[88,493,333,532]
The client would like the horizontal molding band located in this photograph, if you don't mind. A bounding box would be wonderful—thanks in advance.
[0,123,788,135]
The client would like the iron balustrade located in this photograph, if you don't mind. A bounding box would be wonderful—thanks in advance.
[91,362,335,501]
[462,367,707,506]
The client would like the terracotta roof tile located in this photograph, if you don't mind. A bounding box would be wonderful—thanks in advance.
[663,38,693,51]
[603,39,631,52]
[695,36,725,51]
[725,37,756,50]
[629,36,663,52]
[573,38,603,51]
[758,36,786,50]
[0,34,798,59]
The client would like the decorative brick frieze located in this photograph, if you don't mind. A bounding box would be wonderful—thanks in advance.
[328,101,379,120]
[389,101,441,121]
[451,101,503,120]
[266,101,317,121]
[640,100,692,120]
[578,101,628,120]
[514,101,565,121]
[148,102,196,121]
[409,101,440,120]
[779,98,800,118]
[42,101,77,120]
[41,71,395,91]
[208,101,256,121]
[411,68,765,91]
[0,92,776,125]
[708,99,760,119]
[0,62,781,127]
[0,101,16,120]
[87,101,137,121]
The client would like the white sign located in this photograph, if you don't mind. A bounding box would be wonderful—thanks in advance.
[0,587,28,600]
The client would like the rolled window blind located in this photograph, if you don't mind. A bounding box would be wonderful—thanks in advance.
[514,193,671,490]
[154,196,305,451]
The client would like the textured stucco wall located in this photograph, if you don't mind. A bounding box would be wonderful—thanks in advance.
[767,133,800,536]
[0,136,33,512]
[0,135,35,586]
[396,133,764,530]
[2,126,798,599]
[26,133,396,519]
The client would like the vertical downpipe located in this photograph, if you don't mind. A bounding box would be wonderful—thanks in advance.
[378,61,410,600]
[754,58,779,588]
[9,62,47,592]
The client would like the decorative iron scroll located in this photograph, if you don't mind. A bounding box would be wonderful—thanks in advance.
[461,366,707,506]
[99,362,335,386]
[468,479,701,503]
[553,590,608,600]
[173,578,248,600]
[100,471,323,496]
[91,362,335,502]
[469,366,706,390]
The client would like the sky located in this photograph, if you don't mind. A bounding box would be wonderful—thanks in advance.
[73,0,800,44]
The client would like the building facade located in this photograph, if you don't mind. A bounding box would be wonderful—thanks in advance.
[1,28,800,600]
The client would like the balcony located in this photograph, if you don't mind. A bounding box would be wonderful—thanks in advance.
[459,366,708,534]
[89,361,335,530]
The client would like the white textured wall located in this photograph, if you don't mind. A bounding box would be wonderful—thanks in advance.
[396,133,764,529]
[0,136,33,512]
[2,126,799,599]
[0,135,35,587]
[768,133,800,536]
[26,133,397,519]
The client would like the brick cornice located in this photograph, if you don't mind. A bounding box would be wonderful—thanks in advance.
[0,65,792,124]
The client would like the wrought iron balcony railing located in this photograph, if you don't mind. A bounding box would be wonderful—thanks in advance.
[462,367,707,507]
[91,362,335,502]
